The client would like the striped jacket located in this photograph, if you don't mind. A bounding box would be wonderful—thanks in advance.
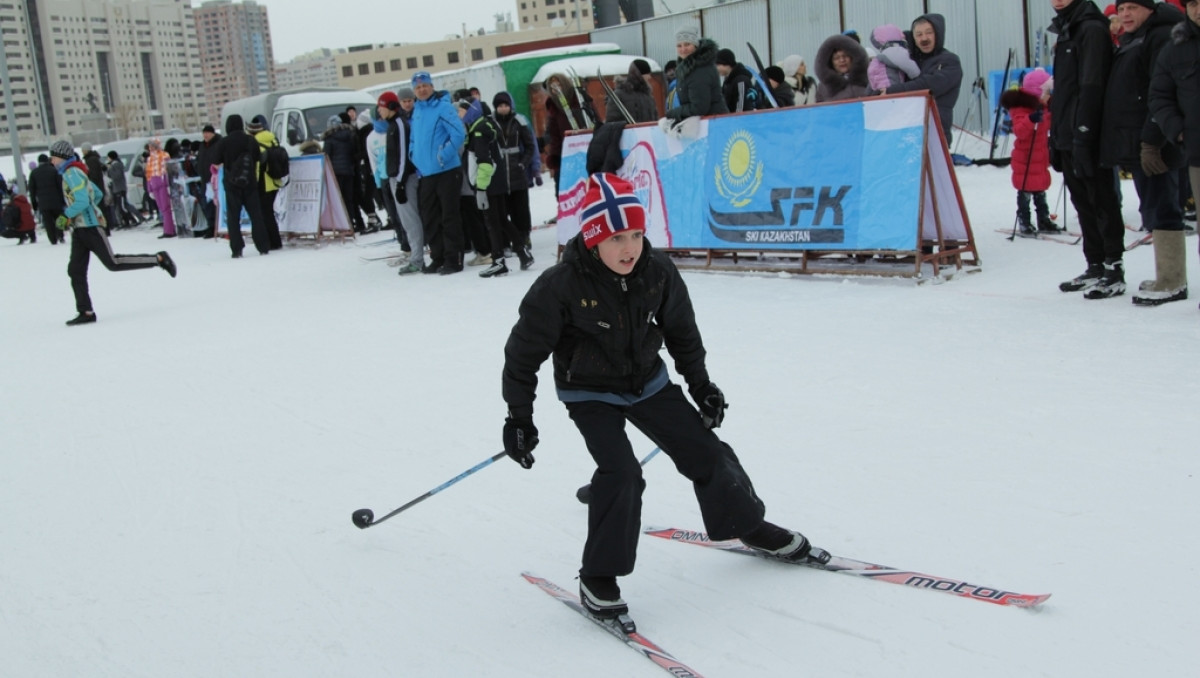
[59,161,106,229]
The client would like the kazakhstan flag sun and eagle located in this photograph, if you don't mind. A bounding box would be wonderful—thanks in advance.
[556,95,931,252]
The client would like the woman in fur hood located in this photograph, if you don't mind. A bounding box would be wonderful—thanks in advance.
[814,34,871,103]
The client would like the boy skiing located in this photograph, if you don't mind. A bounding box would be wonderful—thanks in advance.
[501,173,822,622]
[50,140,176,326]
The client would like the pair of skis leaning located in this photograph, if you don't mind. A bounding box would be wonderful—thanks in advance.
[527,527,1050,677]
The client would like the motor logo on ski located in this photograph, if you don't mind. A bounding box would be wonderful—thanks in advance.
[644,527,1050,609]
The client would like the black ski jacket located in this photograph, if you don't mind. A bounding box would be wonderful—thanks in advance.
[665,39,729,121]
[1149,18,1200,167]
[1099,4,1183,168]
[721,63,763,113]
[27,161,64,211]
[1048,0,1112,154]
[486,112,534,196]
[502,235,710,420]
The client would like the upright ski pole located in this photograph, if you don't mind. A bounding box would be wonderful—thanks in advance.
[352,451,508,529]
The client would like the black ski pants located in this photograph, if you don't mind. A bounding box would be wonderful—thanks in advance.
[1129,165,1183,232]
[1062,151,1125,264]
[68,227,160,313]
[223,183,268,255]
[418,169,464,268]
[565,383,766,578]
[485,191,532,259]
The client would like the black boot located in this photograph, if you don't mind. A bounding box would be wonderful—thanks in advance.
[579,575,628,619]
[1083,259,1126,299]
[66,311,97,326]
[1059,263,1105,292]
[1017,213,1037,237]
[740,521,813,561]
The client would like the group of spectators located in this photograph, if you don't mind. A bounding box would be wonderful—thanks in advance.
[1042,0,1198,306]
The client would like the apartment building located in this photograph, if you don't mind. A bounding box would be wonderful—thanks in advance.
[334,25,578,91]
[1,0,206,147]
[275,49,340,91]
[194,0,274,125]
[515,0,661,30]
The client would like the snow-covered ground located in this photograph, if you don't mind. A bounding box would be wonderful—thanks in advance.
[2,148,1197,677]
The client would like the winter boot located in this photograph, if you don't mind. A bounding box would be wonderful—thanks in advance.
[157,251,177,278]
[579,575,628,619]
[65,311,97,326]
[396,261,423,275]
[1016,213,1037,237]
[1038,215,1061,233]
[740,521,815,562]
[1083,259,1126,299]
[1059,263,1105,292]
[479,258,508,278]
[518,246,534,271]
[1133,229,1188,306]
[467,252,492,266]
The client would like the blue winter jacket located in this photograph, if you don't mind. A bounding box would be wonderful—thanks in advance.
[409,90,465,177]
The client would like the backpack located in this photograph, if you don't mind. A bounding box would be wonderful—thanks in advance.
[261,140,290,182]
[229,146,257,189]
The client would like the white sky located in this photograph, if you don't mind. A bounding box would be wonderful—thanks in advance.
[236,0,537,62]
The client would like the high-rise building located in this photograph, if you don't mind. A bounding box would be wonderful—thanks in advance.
[513,0,657,30]
[275,49,341,91]
[1,0,207,149]
[194,0,275,125]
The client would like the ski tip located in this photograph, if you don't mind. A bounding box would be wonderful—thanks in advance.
[1008,592,1052,608]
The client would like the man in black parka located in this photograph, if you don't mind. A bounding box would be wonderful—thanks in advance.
[1147,0,1200,306]
[501,173,821,623]
[28,154,66,244]
[1049,0,1127,296]
[1100,0,1185,301]
[884,14,963,144]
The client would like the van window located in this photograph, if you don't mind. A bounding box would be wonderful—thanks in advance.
[287,111,305,145]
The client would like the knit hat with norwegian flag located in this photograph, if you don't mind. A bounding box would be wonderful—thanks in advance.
[580,173,646,249]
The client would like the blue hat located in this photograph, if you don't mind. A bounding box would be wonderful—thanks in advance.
[412,71,433,87]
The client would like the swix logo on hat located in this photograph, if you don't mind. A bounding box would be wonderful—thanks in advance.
[580,173,646,249]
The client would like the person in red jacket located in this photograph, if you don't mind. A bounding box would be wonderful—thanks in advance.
[1001,68,1057,235]
[0,191,37,244]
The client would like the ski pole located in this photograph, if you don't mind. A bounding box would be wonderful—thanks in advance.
[574,447,661,505]
[1008,116,1041,241]
[352,451,508,529]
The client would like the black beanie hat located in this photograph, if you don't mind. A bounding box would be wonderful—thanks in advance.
[492,91,514,109]
[631,58,651,76]
[1116,0,1156,9]
[715,48,737,66]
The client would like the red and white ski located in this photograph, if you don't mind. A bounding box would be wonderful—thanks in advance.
[644,527,1051,609]
[522,572,707,677]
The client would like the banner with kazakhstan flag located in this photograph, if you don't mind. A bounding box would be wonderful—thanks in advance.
[555,93,971,254]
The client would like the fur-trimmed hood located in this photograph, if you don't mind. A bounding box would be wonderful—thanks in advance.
[674,38,720,83]
[1000,88,1043,112]
[814,34,870,93]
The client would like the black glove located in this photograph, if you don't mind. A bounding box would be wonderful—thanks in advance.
[1049,146,1063,173]
[394,179,408,205]
[690,382,728,429]
[1072,140,1095,179]
[1028,109,1044,124]
[503,416,539,469]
